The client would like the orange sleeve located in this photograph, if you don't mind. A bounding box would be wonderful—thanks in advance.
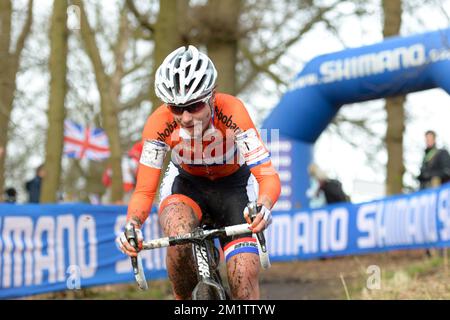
[250,161,281,208]
[126,106,175,225]
[217,94,282,208]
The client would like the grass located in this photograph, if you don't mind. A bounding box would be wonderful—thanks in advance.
[352,250,450,300]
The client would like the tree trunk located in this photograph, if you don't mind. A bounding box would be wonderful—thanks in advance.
[75,0,124,202]
[0,0,33,195]
[40,0,69,203]
[382,0,405,195]
[206,0,241,95]
[150,0,183,111]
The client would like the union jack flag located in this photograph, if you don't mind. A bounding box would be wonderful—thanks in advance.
[63,120,111,161]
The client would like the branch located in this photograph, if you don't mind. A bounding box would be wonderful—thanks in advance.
[123,52,153,77]
[111,8,130,91]
[240,46,287,87]
[73,0,109,91]
[13,0,34,70]
[126,0,155,33]
[119,89,150,112]
[237,3,340,94]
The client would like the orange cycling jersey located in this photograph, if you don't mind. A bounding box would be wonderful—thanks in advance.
[126,93,281,224]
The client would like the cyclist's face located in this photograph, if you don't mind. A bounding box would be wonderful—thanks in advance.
[170,100,212,136]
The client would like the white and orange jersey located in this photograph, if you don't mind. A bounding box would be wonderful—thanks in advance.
[127,93,281,224]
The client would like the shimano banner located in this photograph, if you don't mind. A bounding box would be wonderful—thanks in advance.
[1,183,450,299]
[267,183,450,260]
[263,28,450,143]
[0,204,167,299]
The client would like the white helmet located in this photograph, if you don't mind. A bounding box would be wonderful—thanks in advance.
[155,45,218,105]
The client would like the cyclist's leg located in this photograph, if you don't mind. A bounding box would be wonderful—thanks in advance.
[159,194,202,300]
[225,240,260,300]
[210,174,261,299]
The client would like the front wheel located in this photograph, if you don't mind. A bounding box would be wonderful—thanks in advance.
[192,279,227,300]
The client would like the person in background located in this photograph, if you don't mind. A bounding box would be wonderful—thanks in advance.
[3,187,17,203]
[25,164,46,203]
[417,130,450,190]
[308,163,350,205]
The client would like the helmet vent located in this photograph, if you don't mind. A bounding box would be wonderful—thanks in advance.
[174,73,180,94]
[198,74,207,91]
[196,60,202,71]
[174,56,181,69]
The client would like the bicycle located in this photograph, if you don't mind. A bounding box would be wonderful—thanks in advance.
[125,201,271,300]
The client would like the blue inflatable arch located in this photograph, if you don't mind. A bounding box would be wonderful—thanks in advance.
[263,28,450,209]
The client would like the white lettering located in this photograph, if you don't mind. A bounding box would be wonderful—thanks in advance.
[438,189,450,241]
[357,203,377,248]
[77,215,97,278]
[293,213,310,254]
[268,215,292,256]
[34,217,56,285]
[56,215,77,281]
[1,217,33,288]
[319,44,427,84]
[310,210,329,253]
[329,208,348,251]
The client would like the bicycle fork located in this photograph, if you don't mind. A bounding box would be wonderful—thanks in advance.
[191,240,227,300]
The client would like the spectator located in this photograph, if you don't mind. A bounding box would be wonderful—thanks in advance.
[25,164,46,203]
[4,187,17,203]
[417,130,450,190]
[308,164,350,205]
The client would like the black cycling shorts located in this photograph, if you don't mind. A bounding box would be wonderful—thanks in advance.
[159,163,258,249]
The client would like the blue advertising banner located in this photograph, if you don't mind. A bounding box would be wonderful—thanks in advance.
[1,183,450,299]
[0,204,167,299]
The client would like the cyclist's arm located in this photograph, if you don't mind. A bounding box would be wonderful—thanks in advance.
[223,94,281,209]
[126,107,172,226]
[250,161,281,210]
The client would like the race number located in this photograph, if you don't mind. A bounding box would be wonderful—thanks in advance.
[236,128,270,167]
[140,140,169,169]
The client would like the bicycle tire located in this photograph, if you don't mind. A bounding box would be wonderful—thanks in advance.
[193,281,223,300]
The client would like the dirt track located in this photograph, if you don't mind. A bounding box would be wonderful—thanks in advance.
[259,250,431,299]
[27,249,441,300]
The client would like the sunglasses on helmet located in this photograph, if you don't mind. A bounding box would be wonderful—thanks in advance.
[168,96,211,115]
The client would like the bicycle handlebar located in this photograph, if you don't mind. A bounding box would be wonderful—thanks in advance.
[129,219,271,291]
[142,223,252,250]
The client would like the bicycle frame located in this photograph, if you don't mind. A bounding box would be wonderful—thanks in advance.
[130,221,271,299]
[191,237,227,300]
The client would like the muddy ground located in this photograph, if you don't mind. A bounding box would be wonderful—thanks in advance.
[260,250,430,299]
[29,249,445,300]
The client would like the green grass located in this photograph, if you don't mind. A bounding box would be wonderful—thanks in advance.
[352,250,450,299]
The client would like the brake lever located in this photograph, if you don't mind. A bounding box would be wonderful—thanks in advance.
[124,223,148,290]
[247,202,268,253]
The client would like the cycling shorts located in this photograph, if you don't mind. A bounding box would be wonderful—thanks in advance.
[159,162,259,250]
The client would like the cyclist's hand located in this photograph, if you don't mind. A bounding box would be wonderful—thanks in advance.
[116,221,143,257]
[243,204,272,233]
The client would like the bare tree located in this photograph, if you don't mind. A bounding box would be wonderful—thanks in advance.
[72,0,131,202]
[40,0,69,203]
[126,0,184,111]
[383,0,405,195]
[0,0,34,195]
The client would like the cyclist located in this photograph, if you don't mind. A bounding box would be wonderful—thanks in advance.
[116,45,281,300]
